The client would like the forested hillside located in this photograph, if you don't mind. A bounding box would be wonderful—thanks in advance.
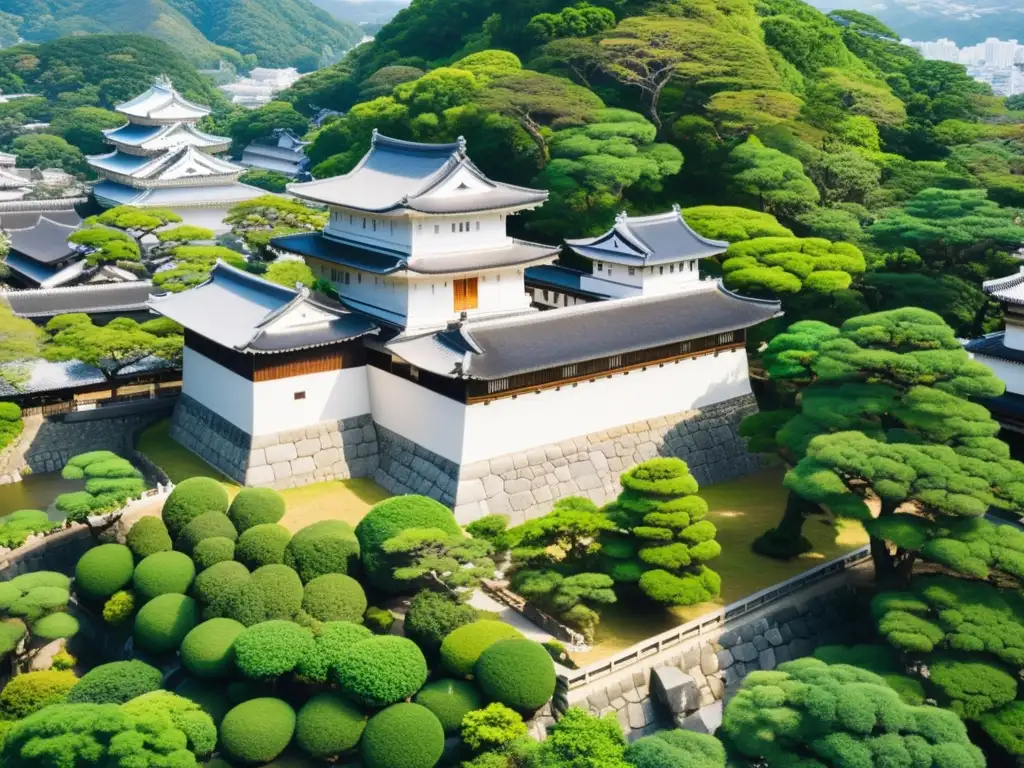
[282,0,1024,341]
[0,0,363,70]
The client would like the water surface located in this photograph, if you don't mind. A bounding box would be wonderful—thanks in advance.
[0,473,84,520]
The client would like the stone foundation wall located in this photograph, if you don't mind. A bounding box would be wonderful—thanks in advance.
[372,424,458,507]
[170,395,379,489]
[566,583,865,740]
[454,394,763,525]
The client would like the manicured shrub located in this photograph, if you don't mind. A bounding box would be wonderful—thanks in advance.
[466,514,509,543]
[440,620,523,678]
[362,703,444,768]
[220,697,297,765]
[0,509,57,549]
[162,477,230,538]
[301,573,367,623]
[132,550,196,602]
[284,519,360,582]
[121,690,218,757]
[296,620,372,683]
[414,678,482,735]
[229,488,286,533]
[234,620,315,679]
[51,650,76,670]
[193,559,249,618]
[0,618,26,659]
[475,639,556,711]
[461,702,528,752]
[178,511,237,554]
[401,590,476,657]
[67,660,162,704]
[226,564,304,626]
[364,606,395,635]
[981,701,1024,760]
[9,571,70,591]
[74,543,134,601]
[175,677,233,725]
[105,593,138,626]
[180,617,246,679]
[356,495,460,592]
[134,593,200,654]
[334,636,428,708]
[626,728,725,768]
[32,612,79,640]
[8,586,70,620]
[296,692,367,759]
[193,537,235,570]
[0,669,77,718]
[126,516,172,560]
[0,581,19,610]
[929,658,1018,719]
[235,523,291,570]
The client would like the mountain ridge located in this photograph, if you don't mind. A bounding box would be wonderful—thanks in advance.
[0,0,364,70]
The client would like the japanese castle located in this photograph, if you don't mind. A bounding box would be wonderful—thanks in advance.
[966,268,1024,434]
[87,77,262,232]
[150,132,780,524]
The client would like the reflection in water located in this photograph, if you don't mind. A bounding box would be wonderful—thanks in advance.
[0,473,84,520]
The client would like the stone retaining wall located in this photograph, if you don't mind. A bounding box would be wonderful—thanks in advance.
[170,395,380,489]
[453,394,763,525]
[372,425,458,507]
[562,583,865,741]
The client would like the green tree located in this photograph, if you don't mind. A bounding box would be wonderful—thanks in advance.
[88,207,183,252]
[530,707,628,768]
[527,3,616,43]
[225,195,325,259]
[239,169,291,193]
[152,246,247,293]
[682,206,794,241]
[43,315,183,395]
[265,260,314,290]
[11,134,87,175]
[49,106,123,155]
[602,458,722,607]
[380,528,495,599]
[721,236,865,299]
[227,101,308,155]
[721,658,984,767]
[805,149,882,205]
[0,298,42,390]
[68,228,141,266]
[56,451,146,523]
[727,136,819,216]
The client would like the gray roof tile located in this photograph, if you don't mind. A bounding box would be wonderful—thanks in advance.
[6,217,79,264]
[566,208,728,266]
[5,282,154,318]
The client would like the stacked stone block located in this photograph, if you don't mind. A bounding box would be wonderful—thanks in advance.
[570,586,863,741]
[454,394,763,525]
[373,425,458,507]
[170,394,251,482]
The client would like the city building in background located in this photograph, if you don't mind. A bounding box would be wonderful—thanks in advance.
[902,36,1024,96]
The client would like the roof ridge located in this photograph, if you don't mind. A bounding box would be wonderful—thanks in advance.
[6,280,153,296]
[372,131,464,155]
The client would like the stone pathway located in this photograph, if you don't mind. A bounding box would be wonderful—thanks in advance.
[468,590,554,643]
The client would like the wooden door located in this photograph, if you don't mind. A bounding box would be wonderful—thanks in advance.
[453,277,479,311]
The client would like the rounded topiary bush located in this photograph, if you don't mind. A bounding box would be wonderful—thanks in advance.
[126,516,172,560]
[475,639,556,711]
[193,537,236,570]
[405,590,477,657]
[356,496,460,592]
[414,678,483,735]
[193,560,249,618]
[234,620,315,679]
[0,669,78,718]
[220,697,296,765]
[284,520,360,583]
[67,660,162,704]
[439,621,523,678]
[296,692,367,759]
[134,593,200,654]
[301,573,367,623]
[180,617,246,679]
[32,612,79,640]
[296,621,373,683]
[74,543,135,601]
[9,586,70,620]
[133,550,196,602]
[226,564,303,626]
[334,636,428,708]
[9,571,71,591]
[236,524,292,569]
[178,512,237,554]
[361,703,444,768]
[121,690,218,758]
[229,488,286,533]
[163,477,230,539]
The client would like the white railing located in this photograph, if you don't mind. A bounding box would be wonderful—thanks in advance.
[557,545,871,690]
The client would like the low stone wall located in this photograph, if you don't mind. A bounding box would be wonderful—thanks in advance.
[170,395,380,489]
[563,582,865,740]
[5,402,173,476]
[454,394,763,525]
[372,424,458,506]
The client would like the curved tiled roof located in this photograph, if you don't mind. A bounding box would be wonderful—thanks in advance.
[984,267,1024,306]
[288,131,548,214]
